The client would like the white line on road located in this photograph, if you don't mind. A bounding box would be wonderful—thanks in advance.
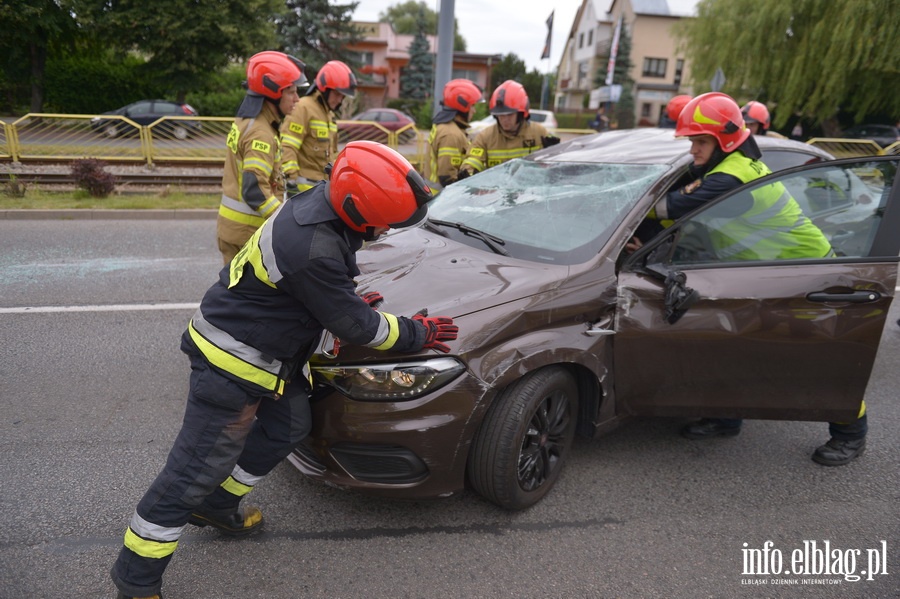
[0,303,199,314]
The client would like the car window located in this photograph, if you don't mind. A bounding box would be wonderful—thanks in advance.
[531,113,546,123]
[759,149,825,172]
[129,102,153,115]
[428,159,667,264]
[668,160,895,264]
[357,111,377,121]
[379,112,398,122]
[154,102,179,115]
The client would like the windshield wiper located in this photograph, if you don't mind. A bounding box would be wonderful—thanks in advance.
[427,219,509,256]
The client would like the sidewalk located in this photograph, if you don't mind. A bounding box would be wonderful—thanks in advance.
[0,209,217,220]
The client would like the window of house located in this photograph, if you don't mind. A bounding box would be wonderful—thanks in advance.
[674,59,684,86]
[641,103,652,118]
[349,51,375,66]
[452,70,480,85]
[642,57,667,78]
[579,33,584,49]
[588,30,593,46]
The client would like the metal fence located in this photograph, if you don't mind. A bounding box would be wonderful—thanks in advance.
[0,113,429,168]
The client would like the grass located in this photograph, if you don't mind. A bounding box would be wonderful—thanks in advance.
[0,188,219,210]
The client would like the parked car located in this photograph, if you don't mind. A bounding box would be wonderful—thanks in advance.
[339,108,416,143]
[841,123,900,149]
[468,109,558,139]
[289,129,899,510]
[90,100,201,139]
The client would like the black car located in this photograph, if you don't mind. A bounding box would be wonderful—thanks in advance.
[841,124,900,149]
[91,100,201,139]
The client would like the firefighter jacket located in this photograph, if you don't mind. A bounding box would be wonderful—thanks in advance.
[218,100,283,245]
[460,120,549,176]
[425,113,470,186]
[280,91,338,190]
[186,183,427,396]
[658,151,831,261]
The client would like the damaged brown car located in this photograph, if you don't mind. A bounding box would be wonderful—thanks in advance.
[289,129,900,510]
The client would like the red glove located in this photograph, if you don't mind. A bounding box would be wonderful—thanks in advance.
[360,291,384,309]
[412,311,458,353]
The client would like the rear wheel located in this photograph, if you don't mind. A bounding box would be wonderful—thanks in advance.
[104,123,119,138]
[468,366,578,510]
[172,125,189,140]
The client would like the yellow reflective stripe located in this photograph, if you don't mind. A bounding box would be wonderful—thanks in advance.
[282,135,303,150]
[124,528,178,559]
[283,160,300,172]
[462,156,484,171]
[438,147,462,157]
[858,400,866,418]
[244,158,273,176]
[229,225,276,289]
[220,475,253,497]
[188,320,284,393]
[218,204,266,228]
[258,196,281,218]
[372,312,401,350]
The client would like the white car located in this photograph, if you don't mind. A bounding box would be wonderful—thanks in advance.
[467,110,558,139]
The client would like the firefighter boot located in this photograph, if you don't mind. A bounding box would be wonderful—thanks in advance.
[188,505,264,537]
[811,437,866,466]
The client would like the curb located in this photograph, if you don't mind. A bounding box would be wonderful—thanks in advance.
[0,209,217,220]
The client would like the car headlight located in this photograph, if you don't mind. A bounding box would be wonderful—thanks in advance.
[312,357,465,401]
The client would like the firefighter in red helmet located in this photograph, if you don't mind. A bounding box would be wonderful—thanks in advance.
[110,141,458,599]
[741,100,786,138]
[217,51,306,265]
[459,80,560,178]
[281,60,358,195]
[425,78,483,187]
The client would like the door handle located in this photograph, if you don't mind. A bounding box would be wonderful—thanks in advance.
[807,290,881,303]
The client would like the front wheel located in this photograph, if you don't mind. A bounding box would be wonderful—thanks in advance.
[172,125,189,140]
[468,366,578,510]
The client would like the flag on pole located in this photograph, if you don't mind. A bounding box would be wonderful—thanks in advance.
[540,11,554,60]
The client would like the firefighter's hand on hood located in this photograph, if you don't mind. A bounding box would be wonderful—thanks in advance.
[413,311,459,353]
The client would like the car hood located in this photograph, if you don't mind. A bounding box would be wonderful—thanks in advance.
[353,225,565,320]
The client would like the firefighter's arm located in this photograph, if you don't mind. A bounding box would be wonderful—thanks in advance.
[435,129,466,183]
[240,134,281,218]
[459,133,487,178]
[279,105,308,181]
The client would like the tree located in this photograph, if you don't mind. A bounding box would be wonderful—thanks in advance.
[380,1,467,52]
[674,0,900,128]
[0,0,81,112]
[90,0,281,102]
[484,54,545,109]
[594,22,636,128]
[277,0,363,75]
[399,7,433,101]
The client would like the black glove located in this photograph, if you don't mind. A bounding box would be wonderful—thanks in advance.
[457,168,471,180]
[412,311,459,353]
[360,291,384,309]
[285,179,300,196]
[541,135,561,148]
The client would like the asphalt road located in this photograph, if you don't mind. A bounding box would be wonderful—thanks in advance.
[1,219,898,599]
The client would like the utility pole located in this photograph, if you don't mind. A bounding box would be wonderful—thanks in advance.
[433,0,455,115]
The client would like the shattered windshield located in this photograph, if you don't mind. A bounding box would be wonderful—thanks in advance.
[427,159,667,264]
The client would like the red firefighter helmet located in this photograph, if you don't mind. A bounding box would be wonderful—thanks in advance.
[315,61,358,97]
[741,101,771,131]
[245,51,307,100]
[330,141,434,234]
[675,92,750,152]
[666,94,692,122]
[490,80,530,118]
[443,79,484,112]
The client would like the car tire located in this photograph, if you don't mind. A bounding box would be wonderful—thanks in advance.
[172,125,189,140]
[104,123,119,138]
[468,366,578,510]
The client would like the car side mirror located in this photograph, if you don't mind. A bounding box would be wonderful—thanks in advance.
[663,270,698,324]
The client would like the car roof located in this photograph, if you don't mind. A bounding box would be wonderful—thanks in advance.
[531,127,833,167]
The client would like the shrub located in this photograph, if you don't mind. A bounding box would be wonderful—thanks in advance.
[71,159,117,198]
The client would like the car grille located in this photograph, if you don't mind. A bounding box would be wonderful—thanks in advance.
[330,443,429,484]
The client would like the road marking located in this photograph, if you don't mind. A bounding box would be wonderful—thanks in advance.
[0,303,199,314]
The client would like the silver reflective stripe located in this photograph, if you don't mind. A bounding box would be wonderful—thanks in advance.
[191,309,282,377]
[258,220,283,283]
[221,194,258,216]
[365,312,392,348]
[231,463,265,487]
[129,511,184,542]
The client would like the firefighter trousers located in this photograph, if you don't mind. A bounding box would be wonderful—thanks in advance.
[111,355,311,597]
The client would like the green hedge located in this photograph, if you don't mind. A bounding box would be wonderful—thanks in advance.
[44,55,164,114]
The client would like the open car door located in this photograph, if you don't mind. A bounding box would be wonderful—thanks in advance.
[614,156,900,422]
